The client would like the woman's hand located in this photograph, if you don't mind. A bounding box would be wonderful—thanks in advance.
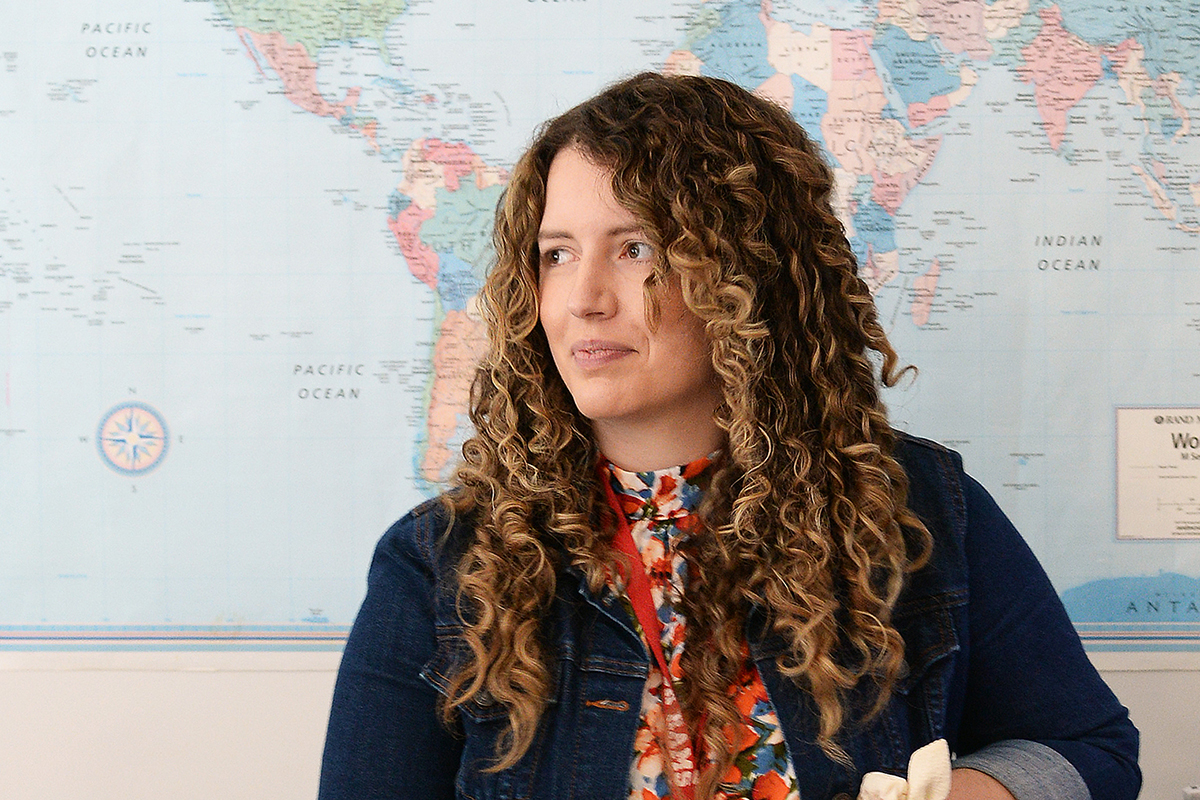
[947,768,1018,800]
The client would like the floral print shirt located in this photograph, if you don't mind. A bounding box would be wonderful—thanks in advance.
[605,456,800,800]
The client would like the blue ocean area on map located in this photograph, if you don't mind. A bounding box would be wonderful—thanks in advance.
[769,0,873,30]
[872,24,961,107]
[692,1,774,87]
[1063,573,1200,622]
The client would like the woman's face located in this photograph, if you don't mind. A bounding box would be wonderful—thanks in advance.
[537,147,722,469]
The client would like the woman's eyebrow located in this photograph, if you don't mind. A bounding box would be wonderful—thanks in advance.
[537,224,645,242]
[606,224,646,238]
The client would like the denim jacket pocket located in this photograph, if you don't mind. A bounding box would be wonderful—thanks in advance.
[420,628,541,800]
[890,592,964,748]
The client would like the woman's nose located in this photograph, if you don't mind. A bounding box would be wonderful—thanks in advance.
[566,252,616,319]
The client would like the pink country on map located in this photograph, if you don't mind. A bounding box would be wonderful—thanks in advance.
[911,0,992,58]
[389,203,438,291]
[830,28,873,82]
[1016,6,1102,152]
[663,49,704,76]
[238,29,359,119]
[907,95,951,128]
[423,309,488,481]
[423,139,490,191]
[236,27,379,151]
[910,258,941,327]
[754,71,796,108]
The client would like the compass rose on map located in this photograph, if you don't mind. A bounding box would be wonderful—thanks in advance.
[97,402,169,476]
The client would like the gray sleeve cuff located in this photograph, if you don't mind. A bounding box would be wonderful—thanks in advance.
[953,740,1090,800]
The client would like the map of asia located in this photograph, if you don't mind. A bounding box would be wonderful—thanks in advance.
[1,0,1198,648]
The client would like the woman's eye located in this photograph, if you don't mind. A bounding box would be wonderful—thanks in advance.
[624,241,653,260]
[542,248,567,266]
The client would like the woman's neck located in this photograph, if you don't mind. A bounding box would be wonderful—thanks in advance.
[593,415,725,473]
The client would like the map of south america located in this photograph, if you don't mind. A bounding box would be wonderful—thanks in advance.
[387,138,504,484]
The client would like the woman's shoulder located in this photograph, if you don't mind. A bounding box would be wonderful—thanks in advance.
[892,431,965,479]
[891,431,970,531]
[889,432,973,610]
[373,493,475,577]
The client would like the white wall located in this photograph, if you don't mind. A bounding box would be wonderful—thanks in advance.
[0,651,339,800]
[1094,652,1200,800]
[0,651,1194,800]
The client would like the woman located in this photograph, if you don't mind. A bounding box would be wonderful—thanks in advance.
[318,73,1139,800]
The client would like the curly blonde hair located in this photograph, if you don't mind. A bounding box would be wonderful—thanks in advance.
[445,72,931,793]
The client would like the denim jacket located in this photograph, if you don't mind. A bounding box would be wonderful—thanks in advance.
[319,435,1140,800]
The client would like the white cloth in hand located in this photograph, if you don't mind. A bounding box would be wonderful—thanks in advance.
[857,739,951,800]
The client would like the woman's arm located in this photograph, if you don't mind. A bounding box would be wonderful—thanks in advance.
[948,768,1016,800]
[318,510,464,800]
[955,475,1140,800]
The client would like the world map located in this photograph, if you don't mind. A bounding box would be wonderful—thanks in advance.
[1,0,1197,647]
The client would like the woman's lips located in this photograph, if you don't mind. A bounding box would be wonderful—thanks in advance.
[570,340,635,367]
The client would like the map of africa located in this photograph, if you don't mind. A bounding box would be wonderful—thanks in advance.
[1,0,1198,648]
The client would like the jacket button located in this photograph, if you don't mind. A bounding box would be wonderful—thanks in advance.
[832,794,852,800]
